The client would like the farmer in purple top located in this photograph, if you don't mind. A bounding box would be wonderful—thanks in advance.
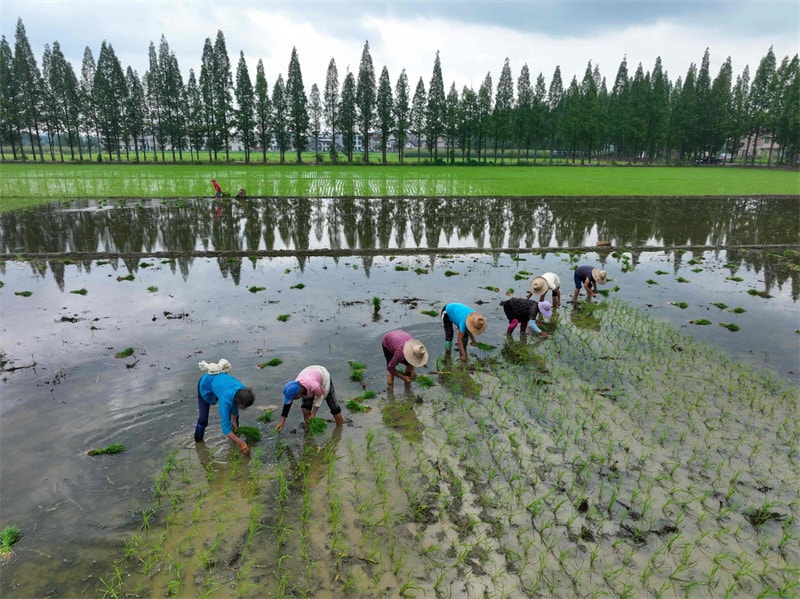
[381,330,429,387]
[572,265,607,302]
[502,298,552,338]
[441,303,487,362]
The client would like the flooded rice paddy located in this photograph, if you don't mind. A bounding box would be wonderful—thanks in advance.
[0,196,798,598]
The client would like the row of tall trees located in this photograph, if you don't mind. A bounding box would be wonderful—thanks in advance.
[1,18,797,165]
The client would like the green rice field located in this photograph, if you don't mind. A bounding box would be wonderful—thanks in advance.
[1,163,798,212]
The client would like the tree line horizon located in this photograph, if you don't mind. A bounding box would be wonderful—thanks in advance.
[1,17,798,167]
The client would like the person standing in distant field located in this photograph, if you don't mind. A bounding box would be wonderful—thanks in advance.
[212,179,223,198]
[381,329,428,388]
[441,302,487,362]
[572,266,607,302]
[527,273,561,307]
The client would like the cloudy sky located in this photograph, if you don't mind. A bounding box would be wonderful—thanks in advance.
[2,1,798,94]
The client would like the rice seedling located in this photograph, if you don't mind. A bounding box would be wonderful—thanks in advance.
[115,347,134,358]
[277,314,291,322]
[372,296,381,313]
[257,358,283,368]
[421,309,438,317]
[711,302,728,309]
[676,277,690,283]
[237,426,261,442]
[655,270,669,275]
[146,286,158,293]
[307,417,328,436]
[88,443,126,456]
[747,288,771,298]
[646,279,658,285]
[719,323,740,332]
[116,274,135,281]
[474,341,494,351]
[692,268,703,273]
[0,526,21,555]
[248,286,266,293]
[731,307,746,313]
[14,290,32,297]
[413,267,428,274]
[70,288,89,295]
[290,283,305,289]
[257,409,274,423]
[484,286,500,292]
[395,265,409,271]
[444,270,459,277]
[689,319,712,325]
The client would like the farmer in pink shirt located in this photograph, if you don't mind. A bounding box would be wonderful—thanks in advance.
[381,329,428,388]
[275,365,344,432]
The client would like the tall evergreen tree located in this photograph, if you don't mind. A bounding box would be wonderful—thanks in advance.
[234,50,255,162]
[773,55,799,164]
[476,72,492,161]
[459,85,477,160]
[199,38,217,160]
[80,46,98,159]
[609,56,631,160]
[125,67,146,161]
[272,73,289,163]
[356,41,376,163]
[41,44,61,160]
[747,47,777,165]
[51,41,82,160]
[444,82,459,162]
[13,18,44,160]
[410,76,426,161]
[213,31,234,161]
[531,72,547,163]
[308,82,322,162]
[94,40,127,160]
[515,63,533,160]
[159,36,186,161]
[728,67,750,160]
[426,51,445,160]
[694,48,713,158]
[708,57,733,161]
[185,69,204,160]
[323,58,339,160]
[493,57,514,162]
[286,46,309,163]
[674,64,698,158]
[254,59,272,162]
[646,57,669,162]
[394,69,409,163]
[577,61,601,163]
[339,71,357,162]
[628,63,649,161]
[0,36,21,159]
[546,66,564,163]
[376,65,393,163]
[146,41,165,161]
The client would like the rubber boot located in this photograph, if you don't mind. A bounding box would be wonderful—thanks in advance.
[445,341,452,352]
[194,424,205,442]
[506,319,518,335]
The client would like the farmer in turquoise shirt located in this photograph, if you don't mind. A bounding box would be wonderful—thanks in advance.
[441,303,487,362]
[194,359,255,454]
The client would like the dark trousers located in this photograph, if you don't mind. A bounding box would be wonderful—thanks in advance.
[301,378,342,416]
[441,308,455,343]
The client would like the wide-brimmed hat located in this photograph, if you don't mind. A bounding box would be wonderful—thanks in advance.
[402,339,428,367]
[466,312,487,335]
[530,276,548,295]
[592,269,607,285]
[283,380,302,404]
[538,301,553,318]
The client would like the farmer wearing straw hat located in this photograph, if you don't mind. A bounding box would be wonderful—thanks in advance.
[501,298,552,338]
[527,272,561,307]
[195,359,255,455]
[381,329,429,387]
[275,365,345,433]
[441,302,487,362]
[572,265,607,302]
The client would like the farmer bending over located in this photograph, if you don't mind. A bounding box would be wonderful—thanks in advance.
[527,273,561,307]
[276,365,345,433]
[572,266,607,302]
[195,359,254,455]
[502,298,552,338]
[441,303,487,362]
[381,329,428,388]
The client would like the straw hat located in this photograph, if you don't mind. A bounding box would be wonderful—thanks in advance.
[466,312,487,335]
[402,339,428,367]
[530,276,548,295]
[592,269,607,285]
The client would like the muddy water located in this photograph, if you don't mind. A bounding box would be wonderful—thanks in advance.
[0,196,798,596]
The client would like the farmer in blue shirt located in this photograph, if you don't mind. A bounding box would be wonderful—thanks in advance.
[441,303,487,362]
[194,359,255,454]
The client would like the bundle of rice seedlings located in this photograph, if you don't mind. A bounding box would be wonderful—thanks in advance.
[257,358,283,368]
[257,409,274,423]
[87,443,126,456]
[0,526,21,556]
[307,417,328,436]
[238,426,261,442]
[346,399,371,413]
[474,341,494,351]
[416,375,435,388]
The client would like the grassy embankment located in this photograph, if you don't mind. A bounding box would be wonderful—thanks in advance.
[0,163,798,212]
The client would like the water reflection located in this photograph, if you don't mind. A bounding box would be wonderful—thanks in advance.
[1,197,797,297]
